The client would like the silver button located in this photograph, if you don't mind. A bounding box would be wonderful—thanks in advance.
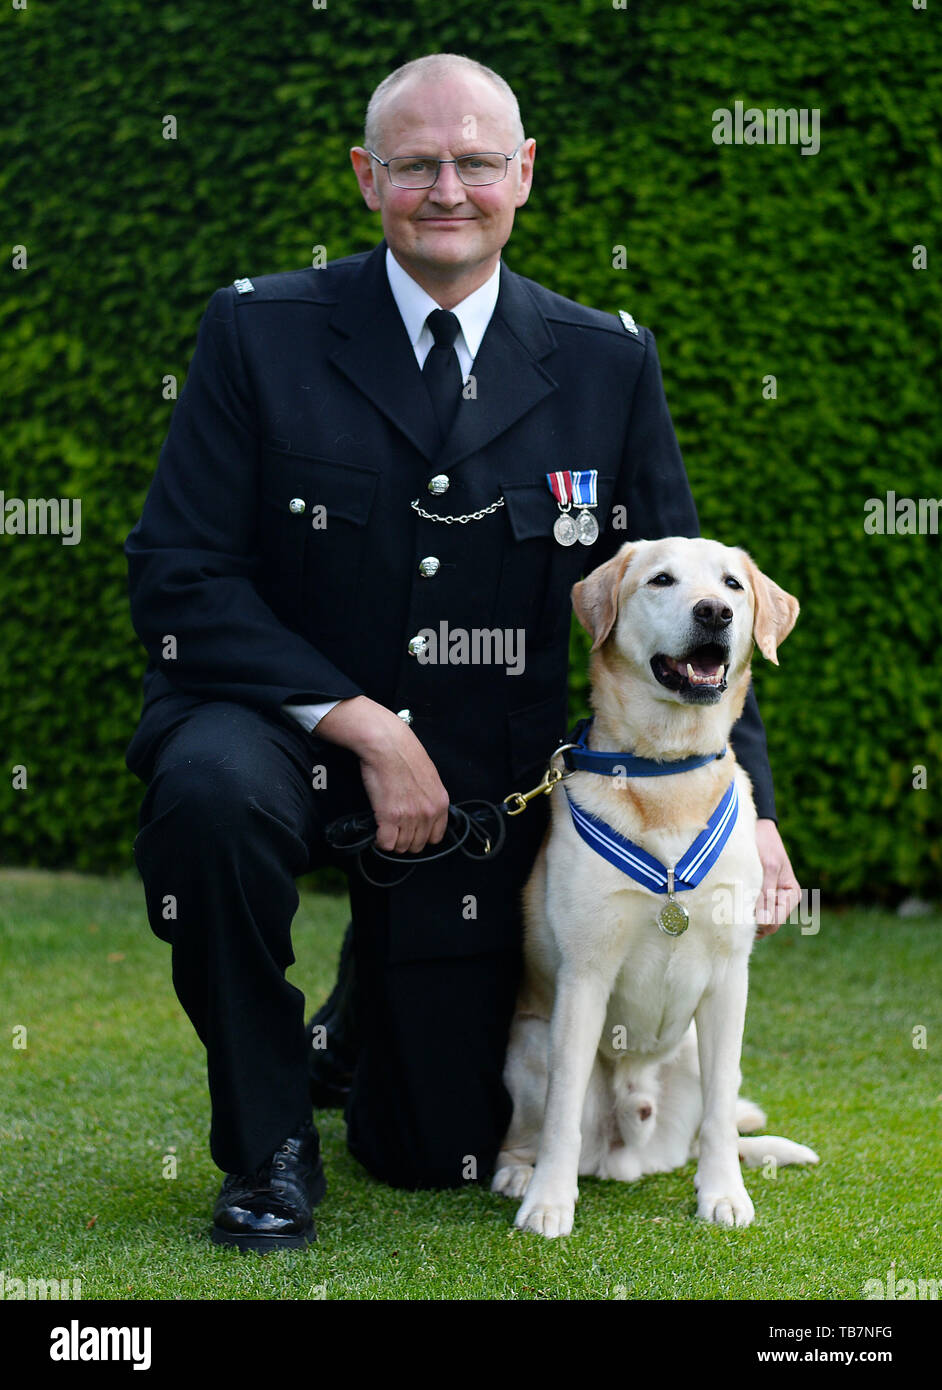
[428,474,450,495]
[418,556,440,578]
[396,709,413,725]
[407,635,429,657]
[288,497,306,515]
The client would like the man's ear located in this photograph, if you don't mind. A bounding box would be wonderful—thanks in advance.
[514,137,537,208]
[739,551,800,665]
[572,545,636,652]
[350,147,381,211]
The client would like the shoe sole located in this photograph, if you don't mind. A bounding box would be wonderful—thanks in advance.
[210,1161,327,1253]
[210,1223,316,1252]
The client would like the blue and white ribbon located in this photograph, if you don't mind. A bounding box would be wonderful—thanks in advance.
[566,778,739,894]
[546,470,598,507]
[571,470,598,507]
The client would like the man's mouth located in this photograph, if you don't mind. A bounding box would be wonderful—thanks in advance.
[651,643,729,695]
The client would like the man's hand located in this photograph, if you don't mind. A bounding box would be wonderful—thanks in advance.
[315,696,450,854]
[754,818,800,938]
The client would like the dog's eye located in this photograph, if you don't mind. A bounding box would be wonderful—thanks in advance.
[648,573,675,587]
[724,575,743,590]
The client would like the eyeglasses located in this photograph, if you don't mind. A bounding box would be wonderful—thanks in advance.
[367,146,521,189]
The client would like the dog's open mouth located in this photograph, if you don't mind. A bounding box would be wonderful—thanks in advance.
[651,643,729,696]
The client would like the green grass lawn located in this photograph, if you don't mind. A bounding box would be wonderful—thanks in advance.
[0,869,938,1301]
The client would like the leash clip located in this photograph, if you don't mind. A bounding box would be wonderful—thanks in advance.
[504,764,565,817]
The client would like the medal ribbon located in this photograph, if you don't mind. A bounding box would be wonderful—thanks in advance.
[547,471,573,505]
[564,779,739,894]
[546,470,598,506]
[571,470,598,506]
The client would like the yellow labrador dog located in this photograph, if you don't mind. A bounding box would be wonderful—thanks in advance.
[492,537,818,1237]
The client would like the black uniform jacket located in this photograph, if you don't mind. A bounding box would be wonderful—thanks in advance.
[124,240,776,963]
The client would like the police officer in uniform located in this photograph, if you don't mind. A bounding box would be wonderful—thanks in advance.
[124,53,801,1250]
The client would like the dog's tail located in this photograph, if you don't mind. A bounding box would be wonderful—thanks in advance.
[737,1135,820,1168]
[735,1097,767,1133]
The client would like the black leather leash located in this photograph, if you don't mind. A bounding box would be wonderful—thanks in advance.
[324,798,511,888]
[323,751,576,887]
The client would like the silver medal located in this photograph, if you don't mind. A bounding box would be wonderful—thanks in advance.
[553,510,578,546]
[576,508,599,546]
[656,869,689,937]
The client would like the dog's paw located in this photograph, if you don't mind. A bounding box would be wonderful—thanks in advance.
[491,1163,534,1199]
[696,1184,755,1228]
[513,1179,578,1238]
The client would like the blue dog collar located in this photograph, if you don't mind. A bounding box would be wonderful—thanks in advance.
[561,717,726,779]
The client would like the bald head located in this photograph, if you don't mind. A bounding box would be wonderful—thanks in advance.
[364,53,524,153]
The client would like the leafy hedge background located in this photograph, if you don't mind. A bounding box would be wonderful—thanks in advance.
[1,0,939,898]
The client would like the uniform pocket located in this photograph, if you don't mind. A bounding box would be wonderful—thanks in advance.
[256,444,379,634]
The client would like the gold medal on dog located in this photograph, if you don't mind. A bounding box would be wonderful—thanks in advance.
[656,870,689,937]
[656,896,689,936]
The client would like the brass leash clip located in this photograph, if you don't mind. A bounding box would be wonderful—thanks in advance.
[503,743,577,817]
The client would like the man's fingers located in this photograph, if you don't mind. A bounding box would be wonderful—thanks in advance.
[755,882,801,936]
[373,819,401,853]
[428,806,450,846]
[755,878,778,925]
[373,794,451,854]
[358,725,450,854]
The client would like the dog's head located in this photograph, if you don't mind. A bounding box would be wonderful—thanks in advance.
[572,538,799,712]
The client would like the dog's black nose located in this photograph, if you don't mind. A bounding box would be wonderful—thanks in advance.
[692,598,733,629]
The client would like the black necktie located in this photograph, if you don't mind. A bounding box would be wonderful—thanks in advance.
[422,309,463,443]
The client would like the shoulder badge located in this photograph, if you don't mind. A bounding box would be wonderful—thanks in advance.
[233,277,255,295]
[618,310,639,335]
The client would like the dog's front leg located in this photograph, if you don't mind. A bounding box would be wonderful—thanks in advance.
[693,962,755,1227]
[514,969,609,1238]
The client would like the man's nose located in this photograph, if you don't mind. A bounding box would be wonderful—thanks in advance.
[428,162,467,205]
[692,598,733,630]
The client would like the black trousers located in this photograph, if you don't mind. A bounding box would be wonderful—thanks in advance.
[131,700,523,1189]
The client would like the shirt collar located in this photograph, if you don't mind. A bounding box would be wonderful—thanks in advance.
[385,246,501,361]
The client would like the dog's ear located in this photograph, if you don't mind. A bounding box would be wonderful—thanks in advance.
[739,552,800,665]
[572,545,636,651]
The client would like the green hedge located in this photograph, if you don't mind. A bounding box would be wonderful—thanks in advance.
[2,0,940,898]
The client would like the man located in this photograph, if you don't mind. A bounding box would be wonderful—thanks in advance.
[124,53,800,1252]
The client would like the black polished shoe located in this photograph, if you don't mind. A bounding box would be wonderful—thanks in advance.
[308,920,361,1108]
[210,1120,326,1252]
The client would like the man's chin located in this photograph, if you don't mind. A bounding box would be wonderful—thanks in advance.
[396,238,492,280]
[413,229,480,258]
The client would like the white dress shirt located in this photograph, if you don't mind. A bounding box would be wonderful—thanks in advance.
[281,250,501,734]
